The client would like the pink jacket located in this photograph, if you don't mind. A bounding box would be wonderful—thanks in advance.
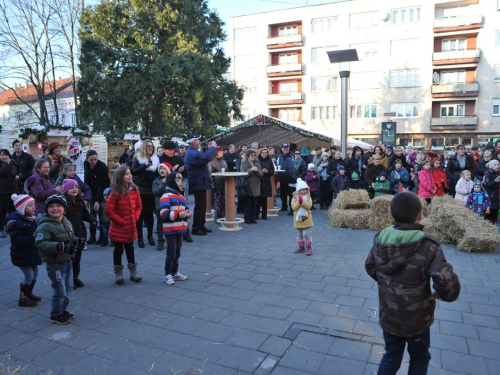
[418,170,436,199]
[454,177,473,203]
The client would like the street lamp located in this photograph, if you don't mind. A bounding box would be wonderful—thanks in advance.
[327,49,359,159]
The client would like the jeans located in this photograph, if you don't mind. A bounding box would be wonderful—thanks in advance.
[164,234,182,275]
[102,223,109,239]
[46,261,73,317]
[378,328,431,375]
[19,266,39,285]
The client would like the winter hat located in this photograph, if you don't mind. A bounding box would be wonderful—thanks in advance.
[486,143,495,150]
[48,141,62,152]
[162,140,176,149]
[45,194,67,213]
[62,179,79,193]
[473,179,483,188]
[166,172,182,192]
[295,178,309,192]
[432,157,441,165]
[11,194,34,215]
[321,152,328,158]
[86,149,97,159]
[307,163,315,170]
[351,171,359,180]
[378,171,387,178]
[158,161,172,173]
[337,165,345,172]
[487,160,499,169]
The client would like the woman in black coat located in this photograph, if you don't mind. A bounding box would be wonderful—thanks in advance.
[445,144,475,197]
[0,149,20,237]
[257,148,275,220]
[484,160,500,224]
[346,146,366,183]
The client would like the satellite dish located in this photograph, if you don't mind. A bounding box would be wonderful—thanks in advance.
[433,72,440,83]
[380,11,390,22]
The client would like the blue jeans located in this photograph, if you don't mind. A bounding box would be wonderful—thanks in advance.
[46,261,73,317]
[102,223,109,239]
[378,328,431,375]
[164,234,182,275]
[19,266,39,285]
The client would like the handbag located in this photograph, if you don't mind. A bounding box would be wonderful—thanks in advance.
[238,179,253,197]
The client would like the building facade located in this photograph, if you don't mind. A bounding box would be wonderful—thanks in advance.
[229,0,500,149]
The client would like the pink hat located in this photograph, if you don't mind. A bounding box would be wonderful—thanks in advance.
[62,179,79,193]
[11,194,35,215]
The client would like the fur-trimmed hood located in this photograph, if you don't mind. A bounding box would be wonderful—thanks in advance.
[135,154,160,172]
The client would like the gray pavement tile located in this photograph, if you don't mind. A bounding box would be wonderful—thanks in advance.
[436,299,471,313]
[306,290,338,303]
[231,279,261,290]
[318,315,356,333]
[297,272,327,282]
[273,276,301,287]
[294,331,334,354]
[59,354,115,374]
[257,305,293,320]
[434,308,464,323]
[337,305,375,322]
[227,270,255,279]
[464,285,497,296]
[462,312,500,328]
[471,302,500,317]
[106,363,156,375]
[0,357,44,375]
[165,300,204,317]
[349,287,378,299]
[318,355,368,375]
[488,296,500,306]
[7,313,48,334]
[458,277,485,287]
[226,328,269,349]
[192,306,232,323]
[51,327,108,351]
[271,366,315,374]
[322,284,352,296]
[346,278,374,289]
[456,292,491,304]
[352,320,382,337]
[255,355,279,375]
[432,332,468,353]
[32,344,87,372]
[133,309,178,328]
[113,343,165,370]
[182,337,232,362]
[222,312,291,336]
[125,324,168,345]
[286,310,324,326]
[67,308,109,330]
[297,280,327,292]
[86,336,133,359]
[176,290,213,304]
[94,316,137,336]
[217,346,267,373]
[277,296,311,311]
[468,338,500,360]
[6,336,59,363]
[477,326,500,344]
[306,301,340,316]
[334,294,366,307]
[0,329,34,352]
[329,338,373,362]
[278,346,325,373]
[259,335,292,357]
[279,285,311,298]
[192,322,236,342]
[204,295,264,314]
[439,320,478,339]
[168,315,207,334]
[250,273,279,283]
[441,349,488,374]
[485,359,500,375]
[251,292,283,306]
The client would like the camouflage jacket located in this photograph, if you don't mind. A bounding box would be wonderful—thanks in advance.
[365,222,461,337]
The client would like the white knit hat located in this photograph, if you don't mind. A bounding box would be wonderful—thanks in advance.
[11,194,35,215]
[307,163,315,170]
[487,160,499,169]
[295,178,309,192]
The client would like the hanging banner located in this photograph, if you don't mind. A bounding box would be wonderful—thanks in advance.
[22,139,29,152]
[381,122,397,145]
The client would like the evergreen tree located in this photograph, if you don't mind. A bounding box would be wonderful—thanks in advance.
[78,0,243,138]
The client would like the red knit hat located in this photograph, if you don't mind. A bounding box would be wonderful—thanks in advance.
[158,162,172,172]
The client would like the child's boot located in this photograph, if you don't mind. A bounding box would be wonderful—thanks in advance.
[156,240,164,251]
[19,284,37,307]
[305,241,313,256]
[114,265,125,285]
[294,239,306,253]
[128,263,142,282]
[28,279,42,301]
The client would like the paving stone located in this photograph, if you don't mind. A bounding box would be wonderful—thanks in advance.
[278,346,325,373]
[318,315,356,333]
[439,320,478,339]
[257,305,293,320]
[286,310,324,326]
[293,331,334,354]
[86,336,133,359]
[226,328,269,349]
[431,332,468,353]
[468,338,500,360]
[222,312,290,336]
[318,355,367,375]
[31,344,86,371]
[7,337,59,363]
[462,312,500,328]
[217,346,266,373]
[258,335,292,357]
[306,301,340,316]
[441,349,488,374]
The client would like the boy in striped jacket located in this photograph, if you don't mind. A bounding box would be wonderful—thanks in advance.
[159,172,192,285]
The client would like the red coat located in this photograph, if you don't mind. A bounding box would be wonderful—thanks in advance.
[418,170,436,199]
[431,168,447,196]
[106,188,142,243]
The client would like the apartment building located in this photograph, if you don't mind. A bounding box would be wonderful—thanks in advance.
[228,0,500,148]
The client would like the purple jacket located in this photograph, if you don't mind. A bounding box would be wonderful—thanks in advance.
[24,173,58,216]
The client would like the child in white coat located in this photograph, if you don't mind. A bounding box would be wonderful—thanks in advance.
[454,170,473,203]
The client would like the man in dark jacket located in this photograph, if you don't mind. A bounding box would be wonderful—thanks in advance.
[160,141,192,242]
[184,136,217,236]
[11,139,35,184]
[363,145,375,163]
[366,192,460,374]
[223,144,239,172]
[84,150,110,244]
[446,144,475,197]
[276,143,293,211]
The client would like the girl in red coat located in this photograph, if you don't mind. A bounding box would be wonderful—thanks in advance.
[431,158,447,197]
[418,160,436,204]
[106,166,143,285]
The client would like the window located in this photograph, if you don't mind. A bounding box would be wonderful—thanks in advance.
[389,69,421,87]
[350,104,377,118]
[279,53,298,64]
[311,17,338,33]
[389,103,419,118]
[350,43,378,60]
[440,71,465,84]
[279,81,298,93]
[234,27,256,43]
[311,76,338,91]
[60,114,65,125]
[440,103,465,117]
[15,112,22,121]
[495,65,500,82]
[279,108,299,121]
[311,46,336,63]
[493,99,500,116]
[392,7,421,24]
[51,115,57,124]
[311,106,337,120]
[72,113,76,126]
[431,138,445,147]
[279,25,297,36]
[445,138,460,147]
[442,38,466,51]
[240,110,254,122]
[350,12,378,28]
[399,138,412,146]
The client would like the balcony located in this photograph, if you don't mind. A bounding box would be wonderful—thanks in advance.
[267,92,304,106]
[434,14,482,32]
[266,63,304,77]
[431,82,479,98]
[430,116,477,131]
[433,49,481,65]
[266,34,303,49]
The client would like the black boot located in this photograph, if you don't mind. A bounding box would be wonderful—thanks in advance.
[147,235,156,246]
[156,240,164,251]
[74,278,84,288]
[100,238,109,247]
[28,279,41,302]
[19,284,37,307]
[87,226,97,244]
[183,228,193,243]
[138,237,145,248]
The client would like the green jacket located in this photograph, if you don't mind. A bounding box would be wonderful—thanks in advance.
[374,180,391,197]
[35,214,75,263]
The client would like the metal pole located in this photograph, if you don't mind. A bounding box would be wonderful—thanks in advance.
[339,70,350,159]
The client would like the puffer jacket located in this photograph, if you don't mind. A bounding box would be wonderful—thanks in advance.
[55,173,92,202]
[365,222,461,337]
[454,177,474,203]
[64,195,96,239]
[159,174,189,235]
[484,169,500,209]
[390,167,410,193]
[291,193,313,229]
[11,151,35,183]
[258,155,274,197]
[240,158,263,196]
[24,173,58,216]
[5,212,41,267]
[368,153,389,170]
[35,214,75,263]
[106,187,142,243]
[331,174,350,194]
[0,160,19,194]
[130,154,160,194]
[210,157,228,191]
[365,164,385,187]
[446,154,475,193]
[418,169,436,199]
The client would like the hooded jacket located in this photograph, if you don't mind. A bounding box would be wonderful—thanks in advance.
[454,177,474,203]
[365,222,460,337]
[55,173,92,202]
[159,173,189,235]
[35,214,75,263]
[466,187,491,215]
[106,187,142,243]
[24,173,58,216]
[5,212,41,267]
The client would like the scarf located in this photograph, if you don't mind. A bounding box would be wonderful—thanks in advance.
[292,157,303,170]
[355,154,363,173]
[295,194,309,221]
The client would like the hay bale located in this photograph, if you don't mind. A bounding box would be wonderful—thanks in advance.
[369,195,394,231]
[457,223,500,253]
[333,189,370,210]
[329,208,370,229]
[421,217,455,244]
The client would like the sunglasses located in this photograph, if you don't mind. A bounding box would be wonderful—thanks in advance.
[295,153,301,155]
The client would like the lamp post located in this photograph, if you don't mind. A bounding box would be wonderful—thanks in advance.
[327,49,359,159]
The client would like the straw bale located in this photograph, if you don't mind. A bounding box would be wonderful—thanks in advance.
[369,195,394,231]
[457,224,500,253]
[329,208,370,229]
[333,189,370,209]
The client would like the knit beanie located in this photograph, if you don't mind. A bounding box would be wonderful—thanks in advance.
[158,161,172,173]
[295,178,309,192]
[321,152,328,158]
[62,178,79,193]
[308,163,315,170]
[473,179,483,189]
[45,194,67,213]
[11,194,35,216]
[379,171,387,178]
[337,165,345,172]
[487,160,499,169]
[351,171,359,180]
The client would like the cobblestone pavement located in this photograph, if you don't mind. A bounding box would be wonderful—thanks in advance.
[0,203,499,374]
